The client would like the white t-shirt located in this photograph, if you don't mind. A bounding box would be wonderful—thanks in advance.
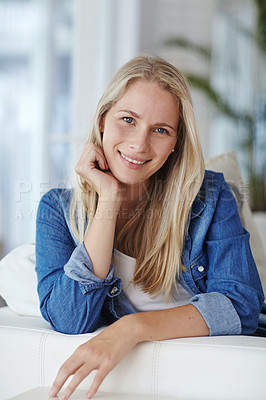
[113,248,192,312]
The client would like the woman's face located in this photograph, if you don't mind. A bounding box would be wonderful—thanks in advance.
[102,79,179,187]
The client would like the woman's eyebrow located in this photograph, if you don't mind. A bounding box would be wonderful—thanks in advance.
[155,122,176,132]
[117,109,176,132]
[117,109,140,118]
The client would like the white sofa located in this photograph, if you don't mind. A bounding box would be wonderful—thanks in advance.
[0,152,266,400]
[1,305,266,400]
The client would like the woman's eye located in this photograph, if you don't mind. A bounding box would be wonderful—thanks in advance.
[155,127,169,135]
[123,117,133,124]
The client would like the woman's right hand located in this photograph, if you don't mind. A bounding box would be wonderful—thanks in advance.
[75,142,122,204]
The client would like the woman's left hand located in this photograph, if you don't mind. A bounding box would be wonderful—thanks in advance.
[49,315,139,400]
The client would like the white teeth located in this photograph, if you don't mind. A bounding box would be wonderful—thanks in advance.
[120,152,146,165]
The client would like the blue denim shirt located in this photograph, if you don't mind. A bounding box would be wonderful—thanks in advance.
[35,170,264,336]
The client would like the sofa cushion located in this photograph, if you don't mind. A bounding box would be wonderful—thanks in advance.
[206,151,266,295]
[0,243,41,316]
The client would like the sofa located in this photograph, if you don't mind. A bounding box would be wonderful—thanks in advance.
[0,152,266,400]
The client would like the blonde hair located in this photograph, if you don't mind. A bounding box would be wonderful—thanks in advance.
[70,56,204,301]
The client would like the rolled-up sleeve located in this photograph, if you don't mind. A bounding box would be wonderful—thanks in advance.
[190,292,242,336]
[64,242,122,294]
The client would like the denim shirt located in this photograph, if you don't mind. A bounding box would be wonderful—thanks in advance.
[35,170,264,336]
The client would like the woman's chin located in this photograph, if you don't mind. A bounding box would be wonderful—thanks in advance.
[112,171,147,187]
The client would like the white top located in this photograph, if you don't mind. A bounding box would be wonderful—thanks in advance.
[113,249,192,312]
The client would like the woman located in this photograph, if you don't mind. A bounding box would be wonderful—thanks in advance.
[36,56,264,399]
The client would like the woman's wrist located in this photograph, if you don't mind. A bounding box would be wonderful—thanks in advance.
[98,180,123,204]
[117,313,147,346]
[96,198,122,220]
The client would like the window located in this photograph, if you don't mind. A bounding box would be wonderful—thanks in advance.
[0,0,74,256]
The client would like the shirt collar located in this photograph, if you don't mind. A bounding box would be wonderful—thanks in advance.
[191,195,206,219]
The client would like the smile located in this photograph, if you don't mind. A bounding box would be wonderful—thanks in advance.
[120,152,148,165]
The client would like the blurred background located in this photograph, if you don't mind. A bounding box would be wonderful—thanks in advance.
[0,0,265,257]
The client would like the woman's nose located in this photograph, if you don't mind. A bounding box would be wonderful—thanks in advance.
[129,128,150,152]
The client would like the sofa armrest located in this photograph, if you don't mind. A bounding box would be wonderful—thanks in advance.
[1,308,266,400]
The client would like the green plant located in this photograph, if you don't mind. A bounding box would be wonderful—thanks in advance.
[165,0,266,211]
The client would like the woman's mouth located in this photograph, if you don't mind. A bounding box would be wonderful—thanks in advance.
[119,151,149,165]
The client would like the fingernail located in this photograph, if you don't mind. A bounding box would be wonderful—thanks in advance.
[49,389,56,397]
[87,391,93,399]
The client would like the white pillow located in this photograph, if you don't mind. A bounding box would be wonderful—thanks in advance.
[0,243,41,317]
[206,151,266,295]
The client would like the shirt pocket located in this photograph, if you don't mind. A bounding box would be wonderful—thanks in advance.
[189,252,208,292]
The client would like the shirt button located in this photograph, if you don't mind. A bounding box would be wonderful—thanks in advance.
[197,266,204,273]
[110,286,118,295]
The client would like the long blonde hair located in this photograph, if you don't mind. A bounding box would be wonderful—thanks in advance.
[70,56,204,301]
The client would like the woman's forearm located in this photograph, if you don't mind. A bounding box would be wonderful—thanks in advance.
[124,304,210,343]
[49,304,209,399]
[84,199,119,279]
